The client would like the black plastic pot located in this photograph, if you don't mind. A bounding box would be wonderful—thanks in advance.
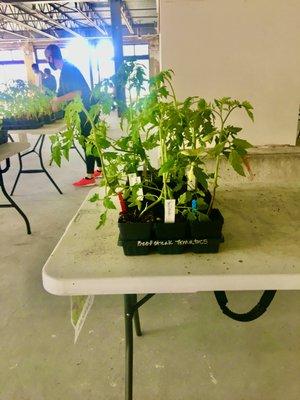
[0,129,8,145]
[154,221,188,254]
[118,218,153,256]
[190,209,224,239]
[154,221,188,239]
[191,237,223,254]
[118,221,153,241]
[121,240,152,256]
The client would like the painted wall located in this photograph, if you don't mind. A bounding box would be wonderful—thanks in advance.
[160,0,300,145]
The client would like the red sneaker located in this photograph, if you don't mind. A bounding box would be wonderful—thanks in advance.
[94,170,102,178]
[73,177,96,187]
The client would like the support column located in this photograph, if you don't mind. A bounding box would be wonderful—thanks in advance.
[110,0,126,112]
[21,42,36,85]
[149,36,160,77]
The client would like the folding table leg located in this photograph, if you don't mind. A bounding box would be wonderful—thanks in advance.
[123,294,155,400]
[38,135,63,194]
[124,294,135,400]
[132,294,142,337]
[0,167,31,234]
[72,140,85,163]
[10,152,22,196]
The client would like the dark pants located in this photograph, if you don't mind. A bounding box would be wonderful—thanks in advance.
[80,113,101,175]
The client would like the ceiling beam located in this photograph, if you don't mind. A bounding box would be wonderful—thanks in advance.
[1,1,100,3]
[120,1,134,34]
[0,27,31,39]
[49,3,84,29]
[66,3,107,36]
[0,5,57,39]
[14,3,83,38]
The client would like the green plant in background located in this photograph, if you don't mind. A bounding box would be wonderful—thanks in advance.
[0,80,54,121]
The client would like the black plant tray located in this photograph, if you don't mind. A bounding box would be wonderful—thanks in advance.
[3,118,44,130]
[54,110,65,120]
[42,114,56,124]
[117,208,224,256]
[0,129,8,145]
[118,235,223,256]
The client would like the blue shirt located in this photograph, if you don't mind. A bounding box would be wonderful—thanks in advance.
[57,61,91,109]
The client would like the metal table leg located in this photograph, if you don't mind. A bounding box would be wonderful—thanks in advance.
[123,293,155,400]
[124,295,134,400]
[10,134,62,195]
[0,160,31,234]
[71,140,85,163]
[38,135,63,194]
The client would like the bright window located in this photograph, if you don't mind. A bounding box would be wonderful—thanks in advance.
[134,44,148,56]
[0,64,27,85]
[123,45,134,56]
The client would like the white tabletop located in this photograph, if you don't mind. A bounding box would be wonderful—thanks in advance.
[9,120,66,137]
[0,142,30,162]
[42,185,300,296]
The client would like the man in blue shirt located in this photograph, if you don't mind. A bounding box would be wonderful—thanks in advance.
[44,44,101,187]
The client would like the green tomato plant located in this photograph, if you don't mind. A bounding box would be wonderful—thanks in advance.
[51,64,254,228]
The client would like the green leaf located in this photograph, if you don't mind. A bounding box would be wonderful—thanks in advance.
[89,193,100,203]
[145,193,156,202]
[233,138,253,149]
[96,137,111,149]
[194,167,208,190]
[159,86,169,98]
[63,146,70,161]
[96,212,107,229]
[227,125,242,135]
[242,101,254,122]
[197,98,207,111]
[196,211,210,222]
[85,142,93,156]
[159,159,175,175]
[229,150,245,176]
[213,142,225,156]
[181,148,206,157]
[103,197,116,210]
[196,197,208,211]
[178,191,193,205]
[52,146,61,167]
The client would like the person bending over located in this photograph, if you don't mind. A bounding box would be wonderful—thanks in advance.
[44,44,101,187]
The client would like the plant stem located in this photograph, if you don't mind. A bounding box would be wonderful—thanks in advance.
[207,155,220,215]
[222,105,239,126]
[165,77,177,105]
[140,194,162,217]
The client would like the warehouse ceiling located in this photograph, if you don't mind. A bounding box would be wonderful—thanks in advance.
[0,1,157,41]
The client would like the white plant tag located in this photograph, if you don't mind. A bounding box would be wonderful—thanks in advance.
[128,173,143,201]
[128,173,137,187]
[71,295,94,344]
[164,199,176,223]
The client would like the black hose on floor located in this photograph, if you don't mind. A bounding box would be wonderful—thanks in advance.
[214,290,277,322]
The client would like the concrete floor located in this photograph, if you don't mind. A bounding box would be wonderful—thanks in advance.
[1,121,300,400]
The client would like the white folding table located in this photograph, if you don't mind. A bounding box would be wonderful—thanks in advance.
[42,185,300,400]
[8,120,77,196]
